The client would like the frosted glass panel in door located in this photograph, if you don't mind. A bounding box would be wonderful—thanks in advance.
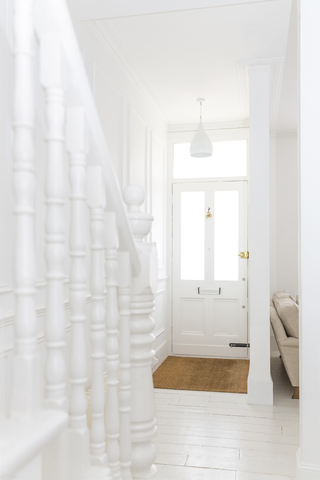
[181,191,205,280]
[214,191,239,281]
[174,140,247,179]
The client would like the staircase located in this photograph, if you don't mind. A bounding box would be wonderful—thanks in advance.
[0,0,158,478]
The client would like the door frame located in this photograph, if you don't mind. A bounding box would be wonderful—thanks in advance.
[167,127,250,357]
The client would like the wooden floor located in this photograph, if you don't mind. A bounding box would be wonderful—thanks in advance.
[151,355,299,480]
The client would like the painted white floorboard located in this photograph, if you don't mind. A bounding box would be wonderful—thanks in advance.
[151,356,298,479]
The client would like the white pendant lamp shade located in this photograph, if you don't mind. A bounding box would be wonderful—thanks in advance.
[190,98,213,158]
[190,119,213,157]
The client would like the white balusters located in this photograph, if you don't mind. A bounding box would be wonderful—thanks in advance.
[118,252,132,479]
[11,0,41,418]
[87,166,108,467]
[123,186,158,479]
[66,107,90,476]
[7,0,161,478]
[40,33,69,480]
[105,212,121,477]
[40,34,67,411]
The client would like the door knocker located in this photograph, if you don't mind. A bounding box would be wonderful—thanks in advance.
[205,207,212,218]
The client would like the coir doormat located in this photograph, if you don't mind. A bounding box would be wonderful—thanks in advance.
[153,356,249,393]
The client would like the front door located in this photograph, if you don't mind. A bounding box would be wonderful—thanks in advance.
[172,181,248,358]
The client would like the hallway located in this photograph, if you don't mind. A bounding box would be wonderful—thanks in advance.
[152,355,299,479]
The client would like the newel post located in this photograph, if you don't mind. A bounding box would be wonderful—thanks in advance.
[123,186,158,479]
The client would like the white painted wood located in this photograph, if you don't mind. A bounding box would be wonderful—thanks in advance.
[104,211,121,477]
[236,57,285,133]
[40,32,69,480]
[87,166,111,474]
[123,185,158,478]
[0,410,68,479]
[152,339,169,374]
[33,0,169,403]
[10,0,42,419]
[151,356,298,480]
[172,181,248,358]
[0,4,13,303]
[247,65,273,405]
[297,1,320,478]
[34,0,141,277]
[2,0,169,477]
[0,345,13,420]
[66,107,90,477]
[118,251,133,479]
[41,32,67,411]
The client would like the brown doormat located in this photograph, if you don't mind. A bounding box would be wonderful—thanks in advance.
[153,356,250,394]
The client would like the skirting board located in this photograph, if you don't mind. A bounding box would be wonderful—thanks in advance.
[152,340,169,373]
[297,449,320,480]
[247,376,273,405]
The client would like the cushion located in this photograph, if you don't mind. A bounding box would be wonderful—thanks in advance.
[273,296,299,339]
[272,290,295,304]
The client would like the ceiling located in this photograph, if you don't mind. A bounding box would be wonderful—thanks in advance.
[67,0,284,21]
[70,0,297,133]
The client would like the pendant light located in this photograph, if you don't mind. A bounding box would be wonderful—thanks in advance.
[190,98,213,158]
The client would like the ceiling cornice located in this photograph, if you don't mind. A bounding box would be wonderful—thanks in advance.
[236,57,285,133]
[67,0,278,21]
[91,20,171,126]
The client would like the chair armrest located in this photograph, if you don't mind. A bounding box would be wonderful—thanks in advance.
[279,336,299,348]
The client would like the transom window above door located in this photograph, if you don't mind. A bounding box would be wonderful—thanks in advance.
[173,140,247,179]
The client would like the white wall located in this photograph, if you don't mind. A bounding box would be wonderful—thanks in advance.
[270,135,298,299]
[298,2,320,476]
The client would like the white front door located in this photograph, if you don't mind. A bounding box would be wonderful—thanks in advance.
[172,181,248,358]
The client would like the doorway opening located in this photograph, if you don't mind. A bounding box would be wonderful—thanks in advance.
[171,138,249,360]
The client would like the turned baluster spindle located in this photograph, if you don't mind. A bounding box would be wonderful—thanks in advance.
[118,251,132,479]
[66,107,90,475]
[11,0,41,419]
[105,212,121,477]
[87,166,110,470]
[123,185,158,479]
[40,34,67,411]
[40,33,69,480]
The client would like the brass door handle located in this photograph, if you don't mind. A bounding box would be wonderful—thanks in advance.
[238,251,249,259]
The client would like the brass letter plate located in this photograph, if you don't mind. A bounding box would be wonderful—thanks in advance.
[198,287,221,295]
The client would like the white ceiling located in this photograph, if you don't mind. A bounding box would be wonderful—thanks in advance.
[68,0,282,21]
[71,0,297,133]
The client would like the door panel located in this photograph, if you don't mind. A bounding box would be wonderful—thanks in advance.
[173,181,248,358]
